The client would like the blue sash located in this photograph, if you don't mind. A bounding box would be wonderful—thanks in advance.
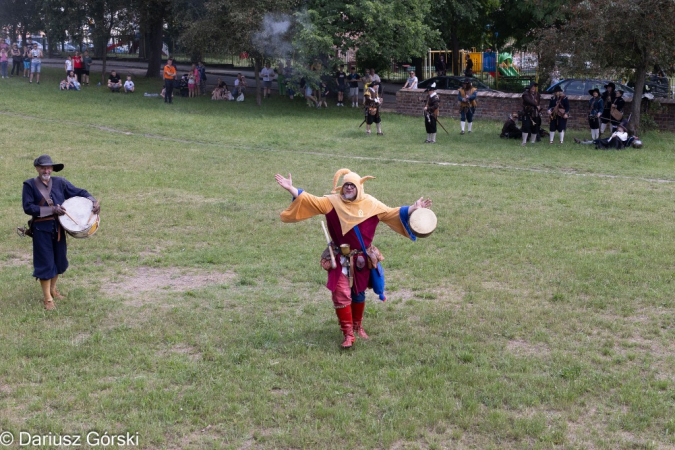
[353,225,386,301]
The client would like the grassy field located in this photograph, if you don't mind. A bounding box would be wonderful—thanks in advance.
[1,68,675,449]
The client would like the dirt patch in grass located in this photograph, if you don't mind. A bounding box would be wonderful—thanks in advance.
[0,252,32,268]
[158,344,202,362]
[101,266,235,307]
[506,339,551,358]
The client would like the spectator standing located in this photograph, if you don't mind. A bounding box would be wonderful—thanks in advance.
[64,56,73,77]
[284,61,295,99]
[435,55,447,76]
[335,63,347,106]
[368,68,382,98]
[347,66,361,107]
[10,43,22,77]
[188,73,196,98]
[108,70,122,92]
[29,43,43,84]
[464,54,473,77]
[82,51,92,86]
[163,58,176,103]
[72,51,83,83]
[402,70,418,89]
[22,45,30,78]
[124,75,135,93]
[276,61,286,96]
[0,47,8,79]
[260,62,275,98]
[197,61,206,94]
[191,64,201,97]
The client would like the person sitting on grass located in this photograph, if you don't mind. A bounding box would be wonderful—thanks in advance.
[66,70,80,90]
[123,75,135,93]
[59,79,68,91]
[108,70,122,92]
[574,120,632,149]
[499,112,522,139]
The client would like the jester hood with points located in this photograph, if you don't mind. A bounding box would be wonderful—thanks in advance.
[326,168,390,234]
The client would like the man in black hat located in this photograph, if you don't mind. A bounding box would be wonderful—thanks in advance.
[547,85,570,144]
[423,83,440,143]
[521,82,542,146]
[609,89,626,131]
[587,88,604,140]
[500,112,522,139]
[22,155,100,310]
[458,78,477,135]
[574,120,630,149]
[363,81,383,136]
[600,82,616,135]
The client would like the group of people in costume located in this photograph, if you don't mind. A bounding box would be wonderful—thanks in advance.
[497,81,639,149]
[419,78,477,143]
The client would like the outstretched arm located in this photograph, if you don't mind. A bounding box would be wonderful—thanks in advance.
[275,173,299,198]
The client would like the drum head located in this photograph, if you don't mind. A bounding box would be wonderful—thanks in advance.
[58,196,98,238]
[409,208,437,238]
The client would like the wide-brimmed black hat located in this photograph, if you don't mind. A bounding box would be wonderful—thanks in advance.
[551,85,563,93]
[604,82,615,90]
[33,154,64,172]
[617,120,628,131]
[588,88,601,96]
[424,82,437,92]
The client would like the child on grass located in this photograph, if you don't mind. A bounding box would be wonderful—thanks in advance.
[124,75,135,93]
[188,74,195,98]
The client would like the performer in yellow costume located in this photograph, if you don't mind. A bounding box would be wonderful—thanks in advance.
[275,168,432,348]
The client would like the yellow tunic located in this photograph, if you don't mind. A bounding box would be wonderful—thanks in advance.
[280,191,410,238]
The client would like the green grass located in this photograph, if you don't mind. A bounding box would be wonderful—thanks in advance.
[1,68,675,449]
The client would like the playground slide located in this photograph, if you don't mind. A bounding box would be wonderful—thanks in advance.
[498,67,519,77]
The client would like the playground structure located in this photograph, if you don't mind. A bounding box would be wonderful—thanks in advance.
[424,48,536,91]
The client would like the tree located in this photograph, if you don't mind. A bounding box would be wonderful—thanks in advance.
[429,0,499,75]
[180,0,300,104]
[135,0,172,78]
[533,0,675,134]
[304,0,440,73]
[85,0,134,83]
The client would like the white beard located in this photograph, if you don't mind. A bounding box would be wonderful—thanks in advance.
[342,191,356,201]
[40,174,51,181]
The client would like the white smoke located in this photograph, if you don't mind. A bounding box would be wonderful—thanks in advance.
[251,13,293,59]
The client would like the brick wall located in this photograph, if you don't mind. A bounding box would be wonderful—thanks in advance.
[396,89,675,131]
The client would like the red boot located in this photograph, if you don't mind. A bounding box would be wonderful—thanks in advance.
[335,306,355,348]
[351,302,369,340]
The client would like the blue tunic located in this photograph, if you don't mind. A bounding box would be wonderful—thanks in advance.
[22,176,93,280]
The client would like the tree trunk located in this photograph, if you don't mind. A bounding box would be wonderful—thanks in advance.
[450,22,460,76]
[254,57,262,106]
[145,16,164,78]
[629,64,647,135]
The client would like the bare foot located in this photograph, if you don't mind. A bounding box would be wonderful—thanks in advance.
[44,298,56,310]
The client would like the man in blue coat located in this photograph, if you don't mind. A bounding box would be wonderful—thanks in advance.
[22,155,100,310]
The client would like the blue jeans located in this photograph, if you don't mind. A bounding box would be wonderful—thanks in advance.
[0,61,7,77]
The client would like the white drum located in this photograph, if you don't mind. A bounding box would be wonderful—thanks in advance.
[409,208,437,238]
[58,196,100,238]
